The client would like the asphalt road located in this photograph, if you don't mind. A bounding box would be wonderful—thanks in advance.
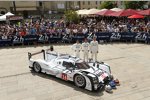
[0,43,150,100]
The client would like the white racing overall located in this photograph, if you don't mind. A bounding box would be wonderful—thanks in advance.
[90,40,99,62]
[82,42,89,62]
[71,43,81,58]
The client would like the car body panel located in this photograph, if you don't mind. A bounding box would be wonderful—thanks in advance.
[28,50,111,91]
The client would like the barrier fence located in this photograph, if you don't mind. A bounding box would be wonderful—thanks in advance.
[0,32,150,46]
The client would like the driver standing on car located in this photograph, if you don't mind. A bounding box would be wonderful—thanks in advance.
[90,36,99,62]
[71,40,81,58]
[82,38,89,62]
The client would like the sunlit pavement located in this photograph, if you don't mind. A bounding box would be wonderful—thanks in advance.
[0,43,150,100]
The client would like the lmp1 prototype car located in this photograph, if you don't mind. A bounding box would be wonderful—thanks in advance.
[28,49,112,91]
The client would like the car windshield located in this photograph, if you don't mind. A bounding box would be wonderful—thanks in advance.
[75,62,90,69]
[63,61,75,69]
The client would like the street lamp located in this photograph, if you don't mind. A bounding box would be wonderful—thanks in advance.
[12,1,16,14]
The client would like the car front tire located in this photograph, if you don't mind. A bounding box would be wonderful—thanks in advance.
[74,74,86,88]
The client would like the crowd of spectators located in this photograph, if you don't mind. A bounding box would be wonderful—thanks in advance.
[0,17,150,38]
[81,17,150,33]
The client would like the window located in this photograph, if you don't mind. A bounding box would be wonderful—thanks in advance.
[120,1,123,5]
[82,1,85,5]
[77,1,80,5]
[88,1,90,5]
[62,61,75,69]
[96,1,98,5]
[75,62,90,69]
[39,1,42,7]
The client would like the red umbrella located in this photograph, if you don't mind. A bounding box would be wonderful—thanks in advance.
[95,10,115,16]
[138,9,150,15]
[108,10,126,16]
[108,9,139,17]
[128,14,144,19]
[125,9,139,15]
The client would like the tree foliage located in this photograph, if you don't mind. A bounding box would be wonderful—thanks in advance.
[64,10,80,23]
[124,1,148,9]
[100,1,116,9]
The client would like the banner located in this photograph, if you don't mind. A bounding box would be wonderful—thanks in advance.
[38,34,49,43]
[0,32,149,47]
[110,32,121,41]
[135,32,148,42]
[72,34,86,42]
[48,34,62,43]
[12,35,24,44]
[0,36,12,45]
[120,32,136,41]
[146,34,150,43]
[23,35,38,44]
[96,32,111,41]
[7,16,23,21]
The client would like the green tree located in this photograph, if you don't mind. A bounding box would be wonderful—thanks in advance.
[64,10,80,23]
[100,1,116,9]
[124,1,148,9]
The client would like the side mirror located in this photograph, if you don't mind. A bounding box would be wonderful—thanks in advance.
[93,63,95,66]
[97,64,99,68]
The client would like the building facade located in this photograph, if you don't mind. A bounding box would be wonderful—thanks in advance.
[0,1,149,18]
[0,1,101,14]
[75,1,101,9]
[0,1,11,14]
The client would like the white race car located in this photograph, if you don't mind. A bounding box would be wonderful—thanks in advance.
[28,49,112,91]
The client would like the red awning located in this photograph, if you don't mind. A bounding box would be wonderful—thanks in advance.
[138,9,150,15]
[95,10,115,16]
[128,14,144,19]
[108,9,139,17]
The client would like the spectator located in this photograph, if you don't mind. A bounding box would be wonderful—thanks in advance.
[29,27,36,35]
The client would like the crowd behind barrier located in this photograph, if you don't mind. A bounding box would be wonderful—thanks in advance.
[0,17,150,47]
[0,32,150,46]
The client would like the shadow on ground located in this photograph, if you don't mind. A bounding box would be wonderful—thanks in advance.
[30,70,105,97]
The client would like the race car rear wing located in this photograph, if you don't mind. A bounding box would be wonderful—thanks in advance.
[28,49,46,60]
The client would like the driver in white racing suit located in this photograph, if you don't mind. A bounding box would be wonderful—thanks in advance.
[82,38,89,62]
[90,36,99,62]
[71,40,81,58]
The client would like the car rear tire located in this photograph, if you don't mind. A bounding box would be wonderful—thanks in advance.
[33,62,41,73]
[74,74,86,88]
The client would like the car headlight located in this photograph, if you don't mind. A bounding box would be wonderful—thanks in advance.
[92,77,98,83]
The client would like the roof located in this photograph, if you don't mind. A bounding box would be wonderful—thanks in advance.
[57,54,82,63]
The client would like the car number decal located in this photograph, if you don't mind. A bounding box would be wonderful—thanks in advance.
[61,73,67,80]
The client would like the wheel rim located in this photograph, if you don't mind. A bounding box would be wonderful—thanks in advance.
[75,75,85,87]
[34,63,40,72]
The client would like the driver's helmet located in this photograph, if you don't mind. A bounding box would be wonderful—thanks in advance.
[105,85,112,92]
